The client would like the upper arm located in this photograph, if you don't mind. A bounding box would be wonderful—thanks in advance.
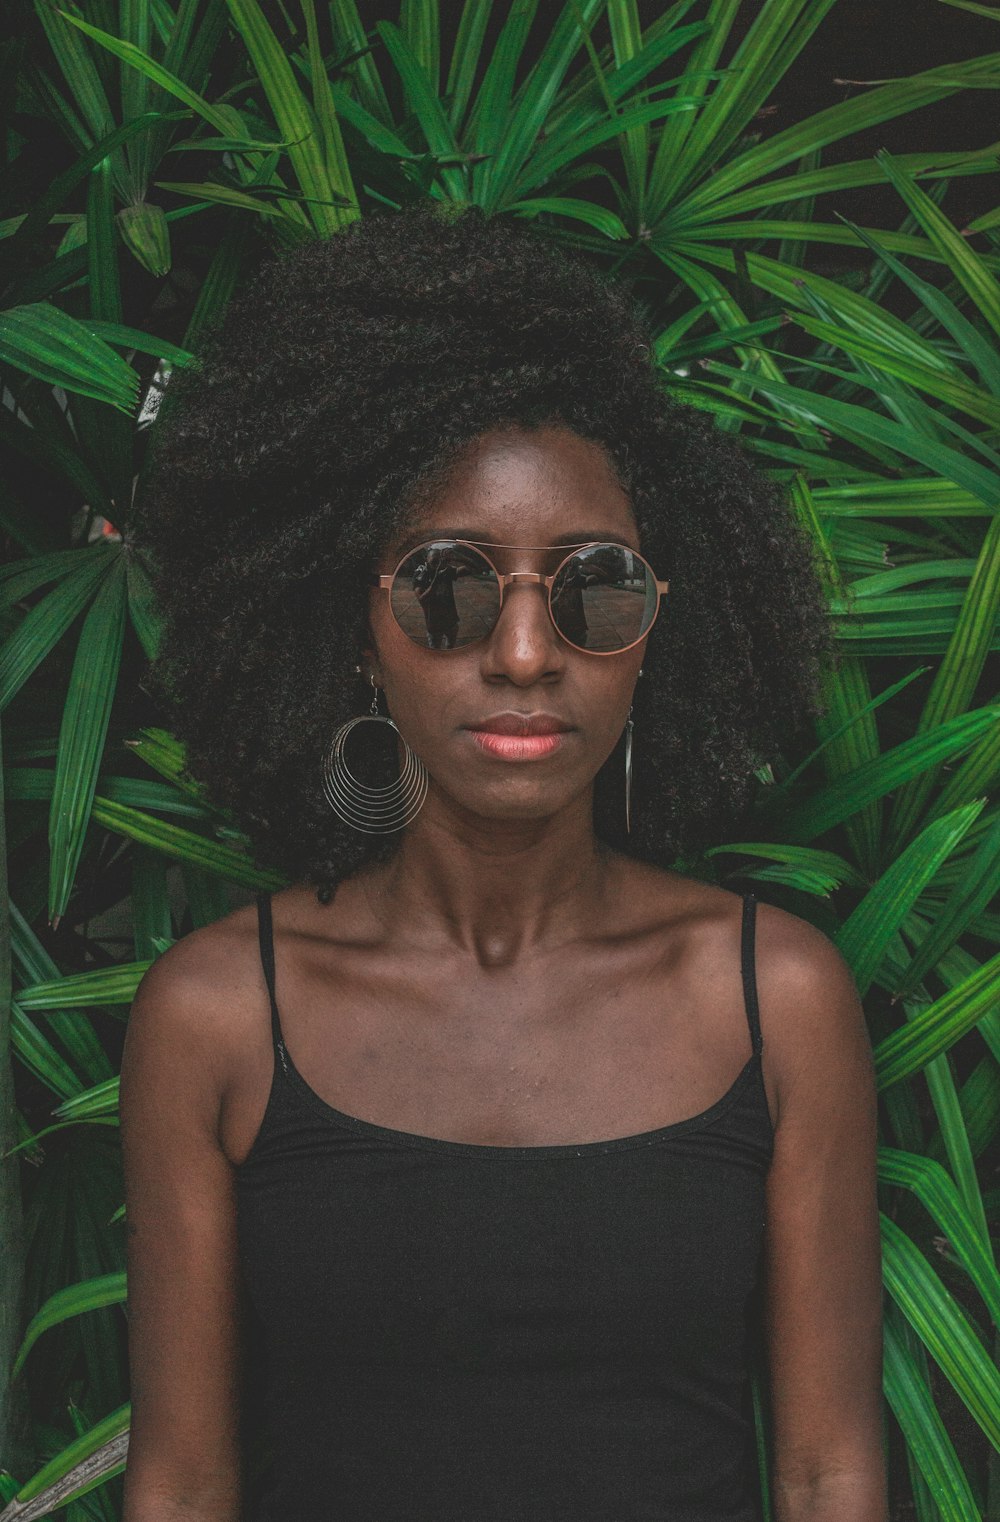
[120,936,245,1520]
[757,906,886,1513]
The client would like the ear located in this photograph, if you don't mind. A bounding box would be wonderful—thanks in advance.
[357,647,384,688]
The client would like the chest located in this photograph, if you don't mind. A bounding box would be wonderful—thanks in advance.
[227,935,756,1161]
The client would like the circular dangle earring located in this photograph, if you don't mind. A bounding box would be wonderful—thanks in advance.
[321,675,429,833]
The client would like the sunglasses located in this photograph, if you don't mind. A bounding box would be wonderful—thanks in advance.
[371,538,670,655]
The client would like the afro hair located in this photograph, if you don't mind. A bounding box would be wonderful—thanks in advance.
[128,200,837,899]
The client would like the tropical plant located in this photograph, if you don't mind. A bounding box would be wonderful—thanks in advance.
[1,1,999,1518]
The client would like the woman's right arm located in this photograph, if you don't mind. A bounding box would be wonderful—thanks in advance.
[120,942,245,1521]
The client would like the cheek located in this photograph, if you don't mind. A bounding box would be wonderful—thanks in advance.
[374,638,460,750]
[588,653,643,726]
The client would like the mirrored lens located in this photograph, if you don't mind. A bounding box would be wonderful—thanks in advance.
[389,540,500,650]
[550,544,657,652]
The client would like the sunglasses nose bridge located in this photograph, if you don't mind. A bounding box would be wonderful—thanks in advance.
[494,570,557,634]
[488,570,567,666]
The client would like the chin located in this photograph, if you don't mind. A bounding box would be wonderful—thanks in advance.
[453,785,582,825]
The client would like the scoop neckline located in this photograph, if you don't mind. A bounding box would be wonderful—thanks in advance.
[271,1042,762,1160]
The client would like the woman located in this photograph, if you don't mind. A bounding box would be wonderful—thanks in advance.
[121,203,886,1521]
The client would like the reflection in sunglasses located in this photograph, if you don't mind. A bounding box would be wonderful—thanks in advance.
[387,542,660,653]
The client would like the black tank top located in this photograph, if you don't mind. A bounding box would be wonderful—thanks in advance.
[236,889,774,1522]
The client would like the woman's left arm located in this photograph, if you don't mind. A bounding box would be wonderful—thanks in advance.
[757,905,888,1522]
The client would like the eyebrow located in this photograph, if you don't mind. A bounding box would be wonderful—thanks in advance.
[394,527,635,553]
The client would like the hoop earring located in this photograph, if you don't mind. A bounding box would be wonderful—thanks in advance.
[624,705,635,835]
[321,677,428,834]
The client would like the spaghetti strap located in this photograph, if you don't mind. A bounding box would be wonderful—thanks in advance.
[255,890,287,1069]
[740,891,763,1057]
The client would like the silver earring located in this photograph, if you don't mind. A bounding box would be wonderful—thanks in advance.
[624,705,635,834]
[321,677,428,833]
[623,670,644,830]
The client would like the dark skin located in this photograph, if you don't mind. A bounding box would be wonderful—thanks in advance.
[120,425,887,1522]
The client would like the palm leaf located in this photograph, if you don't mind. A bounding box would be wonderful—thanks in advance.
[881,1214,1000,1448]
[0,304,138,415]
[48,556,127,929]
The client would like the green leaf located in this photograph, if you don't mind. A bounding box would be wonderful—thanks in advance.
[38,4,117,155]
[124,554,164,662]
[704,841,866,895]
[834,214,1000,398]
[764,706,1000,844]
[53,9,235,134]
[875,148,1000,342]
[225,0,357,233]
[939,0,1000,15]
[507,196,629,237]
[0,110,189,283]
[701,359,1000,506]
[882,1318,983,1522]
[834,801,985,996]
[90,795,286,888]
[665,0,840,201]
[676,49,1000,215]
[374,20,466,200]
[124,725,210,801]
[480,0,606,210]
[54,1077,121,1121]
[11,900,112,1085]
[896,809,1000,998]
[875,945,1000,1089]
[302,0,360,223]
[698,145,1000,222]
[0,546,119,713]
[151,178,307,218]
[814,480,992,519]
[17,964,151,1010]
[48,556,128,928]
[888,514,1000,853]
[469,0,538,187]
[513,93,701,197]
[86,320,195,367]
[10,1004,83,1100]
[879,1147,1000,1325]
[881,1213,1000,1449]
[8,1403,129,1508]
[116,200,172,277]
[13,1272,127,1379]
[787,313,1000,426]
[0,304,139,414]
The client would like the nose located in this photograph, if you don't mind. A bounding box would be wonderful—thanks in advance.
[481,575,565,685]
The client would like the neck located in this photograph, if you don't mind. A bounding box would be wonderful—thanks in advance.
[359,787,615,967]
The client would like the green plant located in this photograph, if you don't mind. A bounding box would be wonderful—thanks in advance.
[1,2,998,1517]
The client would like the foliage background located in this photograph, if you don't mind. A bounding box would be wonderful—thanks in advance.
[1,0,1000,1517]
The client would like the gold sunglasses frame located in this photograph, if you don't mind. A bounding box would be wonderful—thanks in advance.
[371,538,670,656]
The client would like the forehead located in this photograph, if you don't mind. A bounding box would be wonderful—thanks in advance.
[397,425,637,548]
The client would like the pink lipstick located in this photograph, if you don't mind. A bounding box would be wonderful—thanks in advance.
[464,712,572,762]
[469,731,564,760]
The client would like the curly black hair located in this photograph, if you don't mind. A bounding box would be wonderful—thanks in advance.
[129,200,837,901]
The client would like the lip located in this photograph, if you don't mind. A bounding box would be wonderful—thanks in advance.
[469,731,565,760]
[464,712,573,762]
[464,712,574,736]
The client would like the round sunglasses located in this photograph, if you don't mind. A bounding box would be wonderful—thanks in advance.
[371,538,669,655]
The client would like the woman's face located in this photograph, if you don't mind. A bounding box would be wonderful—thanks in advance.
[364,424,647,826]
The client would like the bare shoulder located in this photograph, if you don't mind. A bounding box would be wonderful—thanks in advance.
[750,894,866,1037]
[613,859,870,1124]
[124,894,271,1103]
[749,894,872,1131]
